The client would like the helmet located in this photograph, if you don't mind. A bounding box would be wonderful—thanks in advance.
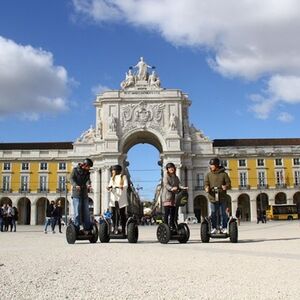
[209,157,220,166]
[83,158,93,167]
[166,162,176,170]
[111,164,122,174]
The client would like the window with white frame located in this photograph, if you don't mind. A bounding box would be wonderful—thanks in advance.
[295,171,300,185]
[275,158,283,166]
[293,158,300,166]
[58,162,66,170]
[258,171,266,187]
[20,175,29,192]
[220,160,228,167]
[196,173,204,189]
[257,159,264,167]
[239,172,247,187]
[39,175,47,192]
[238,159,246,167]
[2,176,10,191]
[3,162,11,170]
[40,162,48,170]
[58,176,66,191]
[276,170,284,185]
[21,162,29,171]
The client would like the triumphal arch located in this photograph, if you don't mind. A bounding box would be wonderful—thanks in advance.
[72,57,213,219]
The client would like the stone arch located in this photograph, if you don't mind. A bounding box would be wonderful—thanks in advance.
[17,197,31,225]
[120,129,165,154]
[194,195,208,222]
[275,192,287,204]
[0,197,12,206]
[36,197,49,225]
[256,193,269,211]
[237,193,251,221]
[293,192,300,205]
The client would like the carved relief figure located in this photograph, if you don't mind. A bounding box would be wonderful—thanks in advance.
[77,125,95,143]
[108,114,117,132]
[169,113,177,131]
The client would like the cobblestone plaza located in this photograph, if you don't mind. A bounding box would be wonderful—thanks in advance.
[0,221,299,299]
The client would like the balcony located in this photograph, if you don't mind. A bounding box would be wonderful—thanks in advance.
[37,188,50,193]
[0,188,12,193]
[239,185,250,190]
[56,188,67,193]
[276,184,287,189]
[19,188,31,193]
[257,184,268,189]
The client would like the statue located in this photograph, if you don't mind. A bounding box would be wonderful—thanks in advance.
[97,121,103,138]
[108,114,117,132]
[169,113,177,131]
[120,69,135,89]
[77,125,95,143]
[148,70,161,88]
[134,57,152,81]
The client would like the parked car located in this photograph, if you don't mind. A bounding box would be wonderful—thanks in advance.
[185,216,198,224]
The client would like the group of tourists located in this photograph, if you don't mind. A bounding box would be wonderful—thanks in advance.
[67,156,231,236]
[0,203,18,232]
[44,200,63,234]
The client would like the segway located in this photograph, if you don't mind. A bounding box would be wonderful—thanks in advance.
[66,191,98,244]
[98,197,139,243]
[157,189,190,244]
[200,187,238,243]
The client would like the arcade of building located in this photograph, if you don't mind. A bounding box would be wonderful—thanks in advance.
[1,58,300,225]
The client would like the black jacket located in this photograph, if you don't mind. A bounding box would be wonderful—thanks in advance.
[70,164,91,198]
[46,204,54,218]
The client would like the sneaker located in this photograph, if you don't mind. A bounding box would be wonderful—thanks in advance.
[222,228,227,234]
[52,231,55,234]
[211,228,217,234]
[59,231,62,234]
[44,231,47,234]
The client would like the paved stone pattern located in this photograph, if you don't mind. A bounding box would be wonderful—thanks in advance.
[0,222,300,300]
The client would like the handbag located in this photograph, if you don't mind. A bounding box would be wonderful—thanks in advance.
[175,190,189,207]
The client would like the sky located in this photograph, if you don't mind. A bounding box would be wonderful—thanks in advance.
[1,0,300,199]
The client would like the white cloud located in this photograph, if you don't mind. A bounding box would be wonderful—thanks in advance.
[91,84,111,95]
[0,36,70,118]
[72,0,300,120]
[277,112,294,123]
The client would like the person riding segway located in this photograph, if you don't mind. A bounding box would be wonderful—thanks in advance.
[156,162,190,244]
[200,157,238,243]
[98,164,138,243]
[66,158,98,244]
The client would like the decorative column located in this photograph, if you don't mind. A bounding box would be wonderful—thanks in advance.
[187,167,195,216]
[101,166,111,213]
[250,198,257,222]
[30,202,37,225]
[93,168,101,215]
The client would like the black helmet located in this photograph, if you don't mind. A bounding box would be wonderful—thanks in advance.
[111,164,122,174]
[83,158,93,167]
[166,162,176,170]
[209,157,220,166]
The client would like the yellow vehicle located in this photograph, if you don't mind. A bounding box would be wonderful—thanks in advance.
[266,204,298,220]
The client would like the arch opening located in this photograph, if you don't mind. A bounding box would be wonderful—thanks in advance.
[237,194,251,222]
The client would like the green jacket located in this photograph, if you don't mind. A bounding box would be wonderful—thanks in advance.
[204,167,231,203]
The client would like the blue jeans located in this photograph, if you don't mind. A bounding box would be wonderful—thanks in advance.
[44,217,53,232]
[72,197,91,230]
[210,202,228,229]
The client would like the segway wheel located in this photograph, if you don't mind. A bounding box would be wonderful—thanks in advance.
[127,222,139,243]
[156,223,171,244]
[66,224,77,244]
[99,222,110,243]
[200,222,210,243]
[229,221,238,243]
[89,223,99,243]
[177,223,190,243]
